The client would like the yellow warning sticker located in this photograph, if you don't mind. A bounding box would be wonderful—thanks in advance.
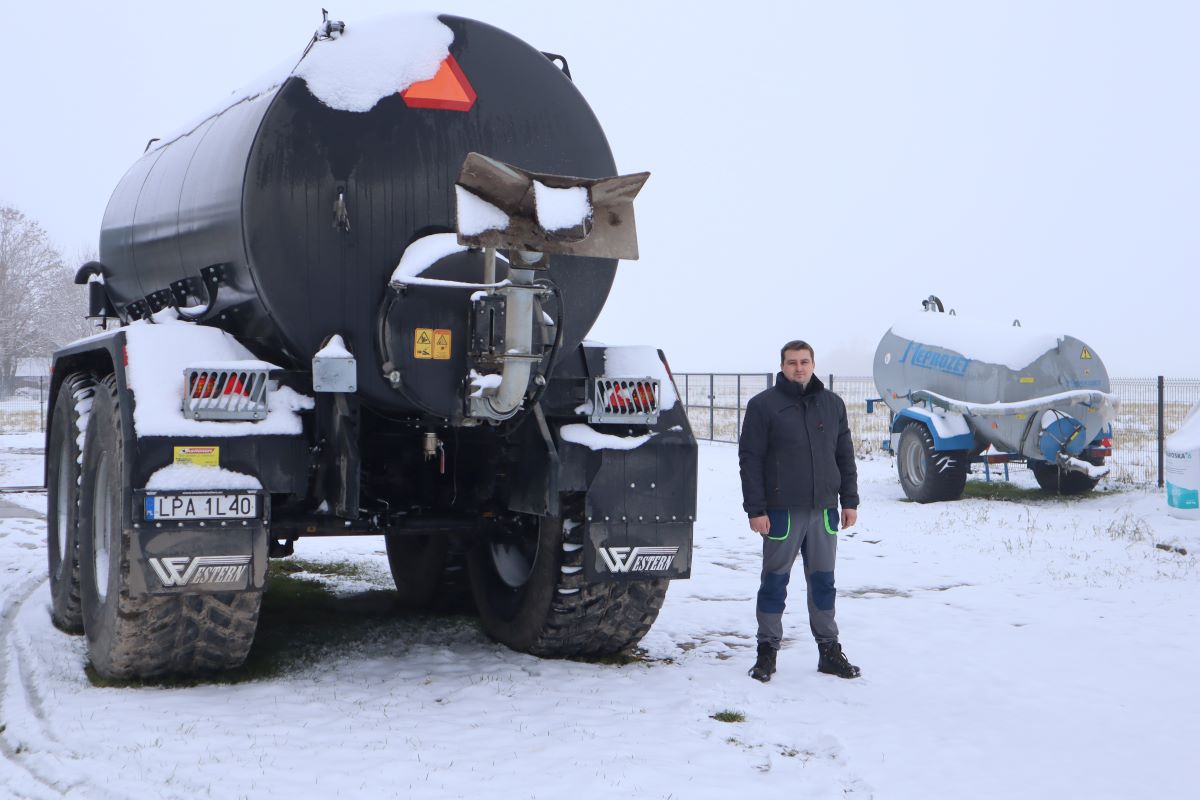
[414,328,433,359]
[433,329,452,360]
[174,446,219,467]
[1015,413,1026,420]
[1019,377,1036,384]
[1080,347,1093,360]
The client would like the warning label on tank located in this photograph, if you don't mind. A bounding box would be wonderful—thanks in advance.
[414,328,433,359]
[434,329,451,360]
[174,446,219,467]
[1080,347,1093,360]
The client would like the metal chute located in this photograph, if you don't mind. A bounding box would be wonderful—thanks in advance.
[455,152,649,260]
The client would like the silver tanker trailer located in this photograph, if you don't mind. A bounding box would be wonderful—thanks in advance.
[872,297,1117,502]
[44,12,697,679]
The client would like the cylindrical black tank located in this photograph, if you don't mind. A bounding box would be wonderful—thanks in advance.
[99,15,619,414]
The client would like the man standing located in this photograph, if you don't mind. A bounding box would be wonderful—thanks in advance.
[739,340,861,682]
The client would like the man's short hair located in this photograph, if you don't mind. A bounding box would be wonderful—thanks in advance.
[780,340,815,364]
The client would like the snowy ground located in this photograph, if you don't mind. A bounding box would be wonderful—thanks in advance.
[1,441,1198,799]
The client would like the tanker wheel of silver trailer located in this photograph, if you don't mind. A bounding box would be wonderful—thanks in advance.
[897,423,970,503]
[467,496,669,657]
[1031,457,1103,495]
[74,376,262,679]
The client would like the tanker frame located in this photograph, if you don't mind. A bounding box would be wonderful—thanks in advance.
[44,13,697,679]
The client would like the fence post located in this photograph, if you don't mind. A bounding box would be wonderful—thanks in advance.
[736,374,742,440]
[1158,375,1165,488]
[39,376,46,433]
[708,374,715,441]
[828,373,833,392]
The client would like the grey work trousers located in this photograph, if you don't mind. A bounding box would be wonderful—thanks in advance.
[755,507,840,648]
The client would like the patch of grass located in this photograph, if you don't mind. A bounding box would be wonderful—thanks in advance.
[1101,511,1154,544]
[274,558,373,581]
[570,647,673,667]
[960,479,1129,503]
[711,710,745,723]
[961,480,1057,503]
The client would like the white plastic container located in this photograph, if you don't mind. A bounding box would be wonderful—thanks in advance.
[1165,401,1200,520]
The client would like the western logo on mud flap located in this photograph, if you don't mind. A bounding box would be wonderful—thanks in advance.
[149,555,251,588]
[598,546,679,574]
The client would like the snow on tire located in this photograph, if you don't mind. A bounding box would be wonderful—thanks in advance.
[46,373,95,634]
[77,376,262,679]
[468,496,669,658]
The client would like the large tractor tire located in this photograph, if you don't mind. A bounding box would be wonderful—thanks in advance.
[1032,458,1102,495]
[384,534,474,612]
[78,376,262,679]
[468,496,668,657]
[385,534,448,610]
[46,373,95,633]
[897,423,969,503]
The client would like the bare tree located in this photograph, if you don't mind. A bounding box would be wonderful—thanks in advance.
[0,207,88,395]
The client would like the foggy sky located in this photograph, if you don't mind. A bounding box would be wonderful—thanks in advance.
[2,1,1195,376]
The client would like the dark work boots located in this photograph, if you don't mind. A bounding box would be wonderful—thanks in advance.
[748,643,777,682]
[817,642,861,679]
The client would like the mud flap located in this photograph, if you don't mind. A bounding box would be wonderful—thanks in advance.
[128,525,268,596]
[566,419,696,583]
[129,491,268,596]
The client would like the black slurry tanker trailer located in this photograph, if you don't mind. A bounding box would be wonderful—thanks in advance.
[45,13,697,679]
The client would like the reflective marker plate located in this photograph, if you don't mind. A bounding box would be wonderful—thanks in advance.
[144,494,257,521]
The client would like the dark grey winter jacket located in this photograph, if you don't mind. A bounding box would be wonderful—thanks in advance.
[738,373,859,516]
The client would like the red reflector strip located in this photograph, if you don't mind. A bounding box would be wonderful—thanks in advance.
[188,372,253,400]
[602,381,658,415]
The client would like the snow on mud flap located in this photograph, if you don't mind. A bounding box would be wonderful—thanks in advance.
[78,377,267,679]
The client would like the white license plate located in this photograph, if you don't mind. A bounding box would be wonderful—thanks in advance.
[144,494,258,521]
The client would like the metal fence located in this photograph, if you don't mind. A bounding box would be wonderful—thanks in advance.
[4,374,1198,487]
[677,373,1200,487]
[0,376,49,434]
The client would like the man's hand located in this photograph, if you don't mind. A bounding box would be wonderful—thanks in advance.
[749,515,770,535]
[841,508,857,530]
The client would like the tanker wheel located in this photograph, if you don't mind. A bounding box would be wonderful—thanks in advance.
[384,534,474,612]
[467,496,669,657]
[78,376,262,679]
[46,373,96,634]
[897,423,968,503]
[1032,458,1101,495]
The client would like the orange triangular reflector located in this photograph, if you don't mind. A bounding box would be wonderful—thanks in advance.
[401,54,476,112]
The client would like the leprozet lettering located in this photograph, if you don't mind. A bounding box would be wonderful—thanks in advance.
[899,341,971,376]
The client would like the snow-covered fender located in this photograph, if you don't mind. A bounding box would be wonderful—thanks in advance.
[51,328,306,598]
[891,406,975,452]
